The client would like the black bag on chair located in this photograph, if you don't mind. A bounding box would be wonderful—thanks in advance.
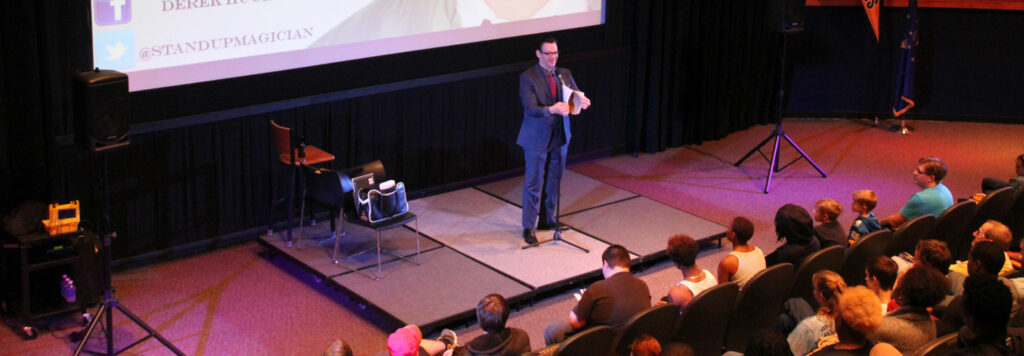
[356,180,409,223]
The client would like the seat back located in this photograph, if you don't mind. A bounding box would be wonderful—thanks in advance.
[932,200,976,261]
[789,245,845,309]
[887,214,936,256]
[915,332,958,356]
[612,304,680,356]
[301,165,346,210]
[1004,188,1024,252]
[723,264,794,352]
[269,120,293,163]
[840,230,892,287]
[957,187,1014,260]
[553,325,616,356]
[671,282,739,356]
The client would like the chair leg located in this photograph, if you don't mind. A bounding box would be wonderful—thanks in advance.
[376,230,383,281]
[332,210,344,262]
[285,165,296,246]
[295,185,307,249]
[414,219,421,265]
[268,158,278,238]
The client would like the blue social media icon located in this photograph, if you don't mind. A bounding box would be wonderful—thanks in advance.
[94,30,134,69]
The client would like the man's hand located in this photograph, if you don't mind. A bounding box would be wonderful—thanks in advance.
[580,95,591,110]
[548,102,570,116]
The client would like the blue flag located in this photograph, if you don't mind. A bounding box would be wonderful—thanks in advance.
[893,0,918,117]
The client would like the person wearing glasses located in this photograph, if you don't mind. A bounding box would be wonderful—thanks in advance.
[517,35,590,244]
[981,153,1024,193]
[879,157,954,229]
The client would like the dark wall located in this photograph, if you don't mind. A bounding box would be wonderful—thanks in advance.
[787,6,1024,121]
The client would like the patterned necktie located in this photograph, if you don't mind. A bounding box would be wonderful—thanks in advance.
[548,71,557,100]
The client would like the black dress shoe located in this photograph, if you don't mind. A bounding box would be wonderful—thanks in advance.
[523,229,538,244]
[536,221,569,231]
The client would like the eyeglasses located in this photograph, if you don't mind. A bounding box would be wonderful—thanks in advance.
[541,51,558,56]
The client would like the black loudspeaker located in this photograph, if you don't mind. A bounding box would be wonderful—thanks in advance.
[73,69,130,152]
[769,0,806,34]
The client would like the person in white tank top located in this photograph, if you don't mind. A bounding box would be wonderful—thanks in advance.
[665,234,718,308]
[718,217,766,288]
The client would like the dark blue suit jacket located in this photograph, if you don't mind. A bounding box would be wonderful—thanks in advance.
[516,64,579,151]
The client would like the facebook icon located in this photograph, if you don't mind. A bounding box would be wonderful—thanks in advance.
[94,0,131,26]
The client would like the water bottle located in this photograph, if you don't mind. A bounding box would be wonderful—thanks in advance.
[61,274,77,304]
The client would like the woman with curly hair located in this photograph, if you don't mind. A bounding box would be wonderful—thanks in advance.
[809,286,899,355]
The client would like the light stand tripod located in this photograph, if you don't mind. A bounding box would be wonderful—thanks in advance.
[73,154,184,356]
[735,33,827,193]
[522,151,589,253]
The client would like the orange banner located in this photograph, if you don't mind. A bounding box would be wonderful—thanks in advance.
[862,0,880,41]
[809,0,1024,10]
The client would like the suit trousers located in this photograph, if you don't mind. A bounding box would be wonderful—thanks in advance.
[522,144,567,229]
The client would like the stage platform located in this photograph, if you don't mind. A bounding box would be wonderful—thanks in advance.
[258,170,726,332]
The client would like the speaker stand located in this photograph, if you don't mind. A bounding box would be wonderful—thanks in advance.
[734,34,826,193]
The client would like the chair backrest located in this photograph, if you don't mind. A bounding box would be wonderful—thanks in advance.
[612,304,680,356]
[932,200,976,261]
[840,230,893,287]
[723,263,795,352]
[789,245,845,309]
[301,165,345,210]
[957,187,1015,260]
[914,332,958,356]
[887,214,936,256]
[1004,188,1024,252]
[553,325,616,356]
[269,120,293,161]
[671,282,739,356]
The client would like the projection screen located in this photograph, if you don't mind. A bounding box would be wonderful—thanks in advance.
[90,0,605,92]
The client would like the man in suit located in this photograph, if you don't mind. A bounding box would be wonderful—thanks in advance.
[518,35,590,244]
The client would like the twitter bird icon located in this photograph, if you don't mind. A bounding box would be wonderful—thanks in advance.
[94,30,134,69]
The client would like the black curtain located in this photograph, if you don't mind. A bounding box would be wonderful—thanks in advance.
[15,1,1018,264]
[629,0,780,153]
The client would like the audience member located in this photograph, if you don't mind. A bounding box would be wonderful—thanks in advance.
[939,241,1022,336]
[629,334,661,356]
[661,342,696,356]
[891,240,954,306]
[666,234,718,308]
[543,245,651,345]
[324,339,354,356]
[980,153,1024,193]
[450,294,530,356]
[880,156,954,229]
[847,190,882,242]
[910,239,954,275]
[948,220,1015,277]
[389,325,427,356]
[746,329,794,356]
[951,275,1024,355]
[808,286,886,355]
[788,270,846,356]
[767,204,821,267]
[865,256,898,315]
[813,199,847,247]
[718,216,766,288]
[868,266,946,353]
